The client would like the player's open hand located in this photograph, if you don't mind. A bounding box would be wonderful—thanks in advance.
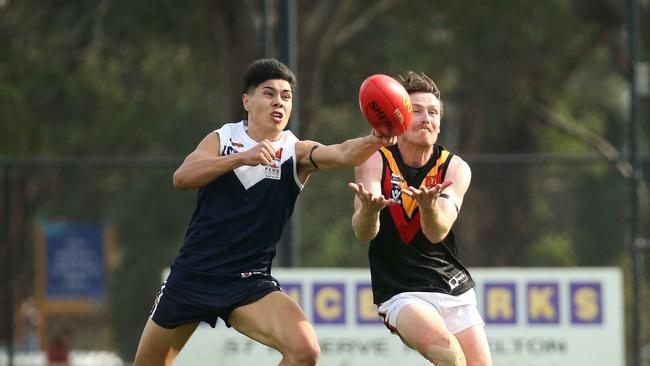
[348,182,394,212]
[401,180,453,209]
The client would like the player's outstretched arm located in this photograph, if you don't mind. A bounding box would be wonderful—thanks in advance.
[295,130,395,178]
[173,132,277,189]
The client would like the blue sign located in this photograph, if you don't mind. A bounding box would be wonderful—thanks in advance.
[44,223,106,301]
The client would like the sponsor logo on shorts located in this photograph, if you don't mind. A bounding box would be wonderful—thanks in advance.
[240,271,267,279]
[448,271,469,290]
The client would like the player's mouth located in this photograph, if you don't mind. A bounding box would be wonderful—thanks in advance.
[271,111,284,122]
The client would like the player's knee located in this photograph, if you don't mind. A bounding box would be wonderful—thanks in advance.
[423,344,465,366]
[284,338,320,365]
[133,352,169,366]
[415,334,465,366]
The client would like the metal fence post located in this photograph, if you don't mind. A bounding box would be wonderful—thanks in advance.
[3,163,14,366]
[278,0,299,267]
[627,0,644,364]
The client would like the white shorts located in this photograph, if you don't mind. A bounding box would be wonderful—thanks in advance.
[377,288,485,335]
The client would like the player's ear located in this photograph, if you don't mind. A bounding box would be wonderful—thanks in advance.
[242,93,250,112]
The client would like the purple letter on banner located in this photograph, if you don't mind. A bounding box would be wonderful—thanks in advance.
[570,283,603,324]
[313,283,345,325]
[527,282,559,324]
[484,283,516,324]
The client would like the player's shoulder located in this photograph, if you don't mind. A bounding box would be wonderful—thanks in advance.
[214,121,245,144]
[448,154,471,186]
[449,154,469,168]
[436,145,469,170]
[216,120,245,134]
[281,129,299,142]
[294,139,317,158]
[356,150,383,177]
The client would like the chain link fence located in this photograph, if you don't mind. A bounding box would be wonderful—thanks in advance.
[0,154,648,364]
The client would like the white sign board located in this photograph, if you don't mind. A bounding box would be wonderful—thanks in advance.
[173,268,624,366]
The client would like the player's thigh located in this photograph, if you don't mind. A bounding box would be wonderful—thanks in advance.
[134,318,199,366]
[228,290,318,353]
[455,325,492,366]
[395,302,454,350]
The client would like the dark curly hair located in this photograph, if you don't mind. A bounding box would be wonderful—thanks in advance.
[241,58,297,94]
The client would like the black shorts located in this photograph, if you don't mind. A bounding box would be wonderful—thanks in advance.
[149,276,281,329]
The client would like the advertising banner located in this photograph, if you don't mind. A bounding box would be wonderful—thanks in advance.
[36,223,109,313]
[173,267,624,366]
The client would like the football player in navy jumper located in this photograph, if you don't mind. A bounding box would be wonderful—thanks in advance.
[349,72,492,366]
[133,58,396,366]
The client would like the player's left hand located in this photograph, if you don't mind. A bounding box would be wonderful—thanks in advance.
[401,180,453,209]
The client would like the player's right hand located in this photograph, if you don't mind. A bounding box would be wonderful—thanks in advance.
[369,129,398,147]
[348,182,394,212]
[241,140,276,166]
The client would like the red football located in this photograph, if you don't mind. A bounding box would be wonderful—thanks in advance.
[358,74,412,136]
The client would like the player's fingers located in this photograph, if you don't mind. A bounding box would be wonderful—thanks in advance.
[440,180,453,191]
[349,183,374,203]
[358,183,376,199]
[259,139,275,151]
[353,183,373,201]
[370,196,392,207]
[348,182,360,194]
[370,195,385,203]
[258,153,271,165]
[259,140,276,161]
[381,197,395,206]
[402,186,421,196]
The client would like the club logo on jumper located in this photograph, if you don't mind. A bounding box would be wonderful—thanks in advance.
[264,147,283,180]
[424,176,437,187]
[448,271,469,290]
[222,138,245,156]
[230,138,244,148]
[390,173,402,203]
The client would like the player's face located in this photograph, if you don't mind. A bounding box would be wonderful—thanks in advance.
[400,92,441,146]
[243,79,293,132]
